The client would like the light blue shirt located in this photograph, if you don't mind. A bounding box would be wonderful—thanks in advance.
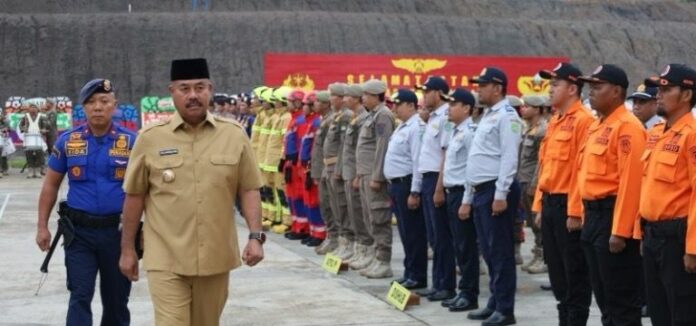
[443,117,476,188]
[463,98,522,204]
[384,114,425,192]
[417,103,451,173]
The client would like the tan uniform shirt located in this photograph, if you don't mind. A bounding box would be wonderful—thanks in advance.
[312,111,334,179]
[356,103,395,181]
[123,112,263,276]
[341,107,369,180]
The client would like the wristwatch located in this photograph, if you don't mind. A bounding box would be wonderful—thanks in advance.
[249,232,266,245]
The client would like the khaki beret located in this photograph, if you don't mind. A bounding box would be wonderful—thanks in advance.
[541,95,551,107]
[316,90,331,103]
[507,95,523,107]
[362,79,387,95]
[345,84,363,98]
[522,95,545,107]
[328,83,347,97]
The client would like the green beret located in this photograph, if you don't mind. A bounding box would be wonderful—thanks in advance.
[316,91,331,103]
[328,83,347,97]
[345,84,363,98]
[362,79,387,95]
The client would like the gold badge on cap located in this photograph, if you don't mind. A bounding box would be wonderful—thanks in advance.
[103,79,112,91]
[162,169,175,183]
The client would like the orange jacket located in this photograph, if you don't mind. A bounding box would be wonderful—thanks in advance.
[577,105,646,238]
[638,113,696,254]
[532,100,594,218]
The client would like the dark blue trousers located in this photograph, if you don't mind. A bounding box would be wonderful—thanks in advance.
[421,172,456,292]
[388,176,428,283]
[445,187,480,302]
[64,226,131,326]
[472,180,520,316]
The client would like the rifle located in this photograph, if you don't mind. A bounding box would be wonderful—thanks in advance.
[35,201,74,295]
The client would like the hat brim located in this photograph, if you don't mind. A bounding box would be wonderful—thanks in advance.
[577,76,607,84]
[627,92,655,101]
[644,76,681,88]
[538,70,556,80]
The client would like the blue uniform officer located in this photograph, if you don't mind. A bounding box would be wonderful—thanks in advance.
[36,79,136,326]
[461,67,522,326]
[383,89,428,290]
[415,76,457,301]
[440,88,480,312]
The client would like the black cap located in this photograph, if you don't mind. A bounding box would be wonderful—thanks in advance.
[213,93,229,104]
[627,84,657,101]
[390,89,419,105]
[78,79,114,104]
[579,64,629,89]
[444,88,476,107]
[644,64,696,89]
[171,58,210,81]
[538,62,583,86]
[416,76,449,94]
[471,67,508,87]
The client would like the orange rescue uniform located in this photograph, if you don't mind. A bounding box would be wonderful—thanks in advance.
[533,100,594,218]
[577,105,646,238]
[638,113,696,254]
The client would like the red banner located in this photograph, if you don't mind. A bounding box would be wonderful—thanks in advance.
[264,53,568,96]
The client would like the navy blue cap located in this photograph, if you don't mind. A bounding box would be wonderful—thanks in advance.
[78,79,114,104]
[416,76,449,94]
[644,64,696,89]
[390,89,419,105]
[538,62,583,86]
[444,88,476,107]
[471,67,508,86]
[627,84,657,101]
[213,93,229,104]
[579,64,629,89]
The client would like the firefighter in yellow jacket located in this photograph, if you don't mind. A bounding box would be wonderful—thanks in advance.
[256,88,277,227]
[264,87,294,233]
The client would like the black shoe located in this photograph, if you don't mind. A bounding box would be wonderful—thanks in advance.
[401,279,427,290]
[540,283,552,291]
[301,237,311,245]
[449,297,478,312]
[393,277,408,285]
[428,290,456,302]
[285,232,309,240]
[415,288,437,297]
[304,238,323,247]
[482,311,516,326]
[468,307,495,320]
[441,293,463,307]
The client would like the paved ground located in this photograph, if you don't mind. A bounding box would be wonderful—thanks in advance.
[0,169,650,325]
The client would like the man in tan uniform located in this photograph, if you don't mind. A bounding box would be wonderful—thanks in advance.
[119,58,265,326]
[324,83,354,260]
[356,79,396,279]
[340,84,374,269]
[312,91,338,255]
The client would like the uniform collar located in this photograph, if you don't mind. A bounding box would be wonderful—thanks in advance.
[82,123,118,140]
[600,104,627,125]
[454,118,470,132]
[432,102,448,116]
[169,110,217,131]
[644,115,662,129]
[489,98,510,112]
[403,114,421,127]
[664,113,693,134]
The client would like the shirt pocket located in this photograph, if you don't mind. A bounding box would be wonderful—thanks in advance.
[209,152,241,186]
[151,156,185,188]
[362,121,375,139]
[66,156,88,181]
[551,131,572,161]
[109,157,129,181]
[654,151,678,183]
[587,145,608,175]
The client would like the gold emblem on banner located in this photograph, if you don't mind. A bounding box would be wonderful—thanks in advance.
[282,73,315,91]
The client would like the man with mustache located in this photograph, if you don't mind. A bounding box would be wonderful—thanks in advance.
[119,58,264,325]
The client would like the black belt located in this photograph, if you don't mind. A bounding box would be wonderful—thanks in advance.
[473,180,496,193]
[388,175,412,184]
[422,172,439,178]
[445,185,465,194]
[583,196,617,210]
[641,218,686,239]
[65,206,121,228]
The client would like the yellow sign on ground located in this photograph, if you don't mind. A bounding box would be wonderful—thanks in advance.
[322,253,342,274]
[386,281,411,311]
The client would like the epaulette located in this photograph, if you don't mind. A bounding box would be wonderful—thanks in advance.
[139,119,169,134]
[214,116,245,129]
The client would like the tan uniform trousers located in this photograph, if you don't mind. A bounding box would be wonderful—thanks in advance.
[148,271,230,326]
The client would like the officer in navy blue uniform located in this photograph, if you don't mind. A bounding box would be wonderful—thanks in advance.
[36,79,136,326]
